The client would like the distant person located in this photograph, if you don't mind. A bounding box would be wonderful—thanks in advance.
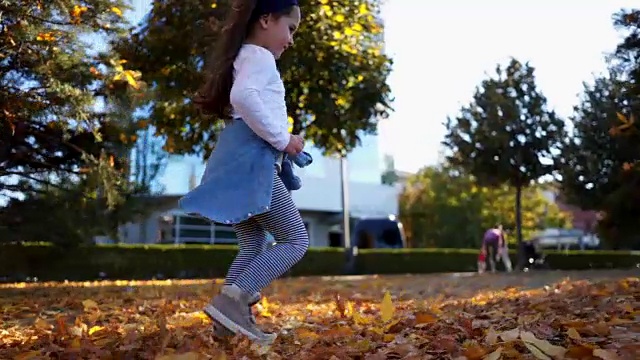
[482,224,508,273]
[178,0,309,344]
[477,247,487,274]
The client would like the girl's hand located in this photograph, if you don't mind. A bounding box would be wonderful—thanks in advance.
[284,134,304,156]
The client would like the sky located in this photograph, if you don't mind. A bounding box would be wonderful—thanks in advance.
[376,0,636,173]
[125,0,637,177]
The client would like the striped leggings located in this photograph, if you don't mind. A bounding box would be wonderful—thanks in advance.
[225,170,309,294]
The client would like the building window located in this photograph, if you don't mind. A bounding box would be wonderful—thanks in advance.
[171,214,238,244]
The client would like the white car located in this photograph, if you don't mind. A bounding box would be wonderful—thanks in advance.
[530,228,600,250]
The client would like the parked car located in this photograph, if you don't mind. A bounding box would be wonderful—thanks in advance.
[352,215,407,249]
[529,228,600,250]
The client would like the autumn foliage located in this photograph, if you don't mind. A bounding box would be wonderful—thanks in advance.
[557,9,640,249]
[1,0,144,206]
[1,271,638,359]
[115,0,392,156]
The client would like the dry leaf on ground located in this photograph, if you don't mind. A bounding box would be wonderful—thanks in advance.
[0,270,638,359]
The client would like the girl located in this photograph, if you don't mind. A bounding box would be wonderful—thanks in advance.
[477,246,487,274]
[179,0,307,344]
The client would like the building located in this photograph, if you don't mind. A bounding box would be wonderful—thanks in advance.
[114,133,401,248]
[541,189,599,233]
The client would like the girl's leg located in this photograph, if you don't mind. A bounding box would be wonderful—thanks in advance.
[486,242,497,273]
[205,171,308,342]
[211,218,269,339]
[226,218,268,285]
[501,248,513,272]
[232,172,309,294]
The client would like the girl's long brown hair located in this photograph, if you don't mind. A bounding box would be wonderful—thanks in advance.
[195,0,258,119]
[195,0,297,119]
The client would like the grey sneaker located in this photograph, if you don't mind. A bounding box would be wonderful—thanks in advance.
[204,285,277,343]
[212,292,268,339]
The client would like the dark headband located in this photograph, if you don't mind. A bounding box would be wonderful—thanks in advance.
[253,0,298,17]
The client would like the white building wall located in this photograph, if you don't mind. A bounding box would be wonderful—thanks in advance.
[157,133,400,217]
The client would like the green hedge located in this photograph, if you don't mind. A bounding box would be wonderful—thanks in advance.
[0,243,638,282]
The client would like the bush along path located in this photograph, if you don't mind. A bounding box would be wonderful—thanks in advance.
[0,270,639,359]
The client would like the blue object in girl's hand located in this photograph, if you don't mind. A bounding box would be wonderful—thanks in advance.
[291,151,312,168]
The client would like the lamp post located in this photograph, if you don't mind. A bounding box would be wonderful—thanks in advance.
[339,154,356,274]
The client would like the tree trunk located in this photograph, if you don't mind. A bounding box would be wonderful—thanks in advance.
[515,184,525,270]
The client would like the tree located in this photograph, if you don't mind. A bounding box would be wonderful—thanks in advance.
[1,0,144,207]
[442,59,566,266]
[610,9,640,105]
[380,155,399,185]
[558,9,640,249]
[399,165,570,249]
[114,0,393,157]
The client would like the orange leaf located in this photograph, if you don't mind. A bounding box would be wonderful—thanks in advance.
[414,311,437,325]
[463,343,487,360]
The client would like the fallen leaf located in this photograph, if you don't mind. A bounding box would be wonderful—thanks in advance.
[464,343,487,360]
[34,318,52,331]
[498,328,520,342]
[566,344,595,359]
[13,350,41,360]
[485,327,498,345]
[380,291,394,323]
[0,271,637,359]
[523,342,552,360]
[414,311,437,325]
[156,352,202,360]
[567,327,581,340]
[593,348,620,360]
[520,331,566,358]
[82,299,99,311]
[295,328,320,341]
[88,325,105,336]
[483,347,502,360]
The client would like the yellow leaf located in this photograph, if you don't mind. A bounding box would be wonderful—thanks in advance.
[334,14,345,22]
[566,327,581,340]
[615,112,635,131]
[383,334,395,342]
[82,299,99,311]
[352,310,370,325]
[124,71,140,89]
[359,3,369,15]
[295,328,320,341]
[380,291,394,323]
[616,112,628,124]
[111,7,123,16]
[88,325,105,336]
[383,318,400,332]
[34,317,52,330]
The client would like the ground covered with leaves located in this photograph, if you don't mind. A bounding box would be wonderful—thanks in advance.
[1,270,639,359]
